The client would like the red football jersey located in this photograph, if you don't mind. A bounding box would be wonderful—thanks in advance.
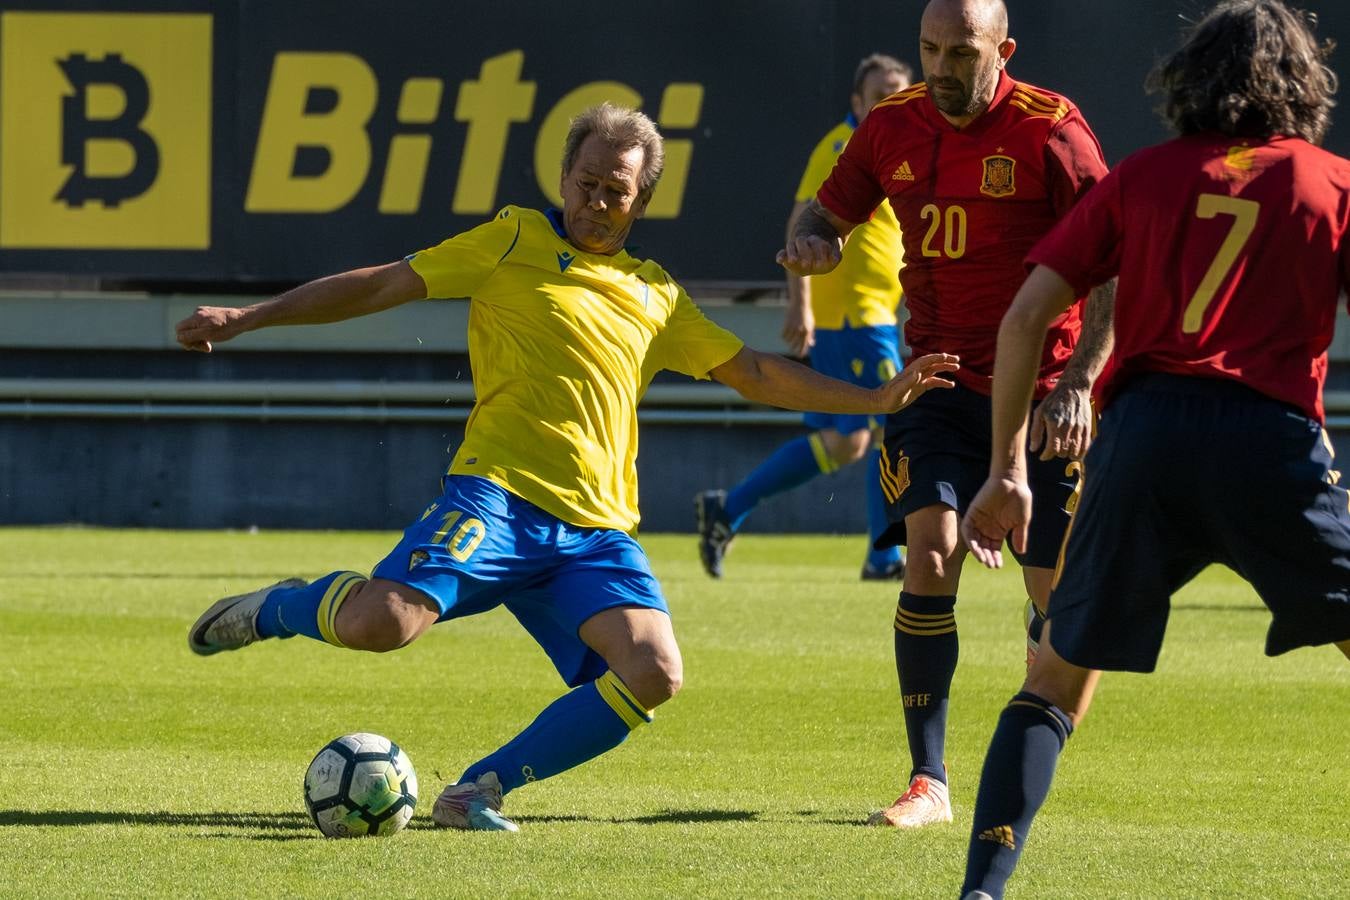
[1029,132,1350,423]
[817,72,1108,395]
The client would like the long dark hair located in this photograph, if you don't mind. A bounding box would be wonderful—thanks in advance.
[1148,0,1337,144]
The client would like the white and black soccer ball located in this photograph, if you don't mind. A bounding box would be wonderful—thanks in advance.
[303,732,418,838]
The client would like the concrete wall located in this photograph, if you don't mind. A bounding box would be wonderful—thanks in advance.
[4,292,1350,533]
[0,415,873,535]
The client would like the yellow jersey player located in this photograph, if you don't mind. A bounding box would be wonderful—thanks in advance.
[697,54,911,580]
[179,104,959,831]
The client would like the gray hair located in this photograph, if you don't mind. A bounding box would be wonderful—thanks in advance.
[561,103,666,199]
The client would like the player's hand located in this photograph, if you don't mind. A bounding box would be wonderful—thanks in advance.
[776,235,843,276]
[1031,382,1093,460]
[874,353,959,412]
[781,303,815,357]
[175,306,248,353]
[961,474,1033,569]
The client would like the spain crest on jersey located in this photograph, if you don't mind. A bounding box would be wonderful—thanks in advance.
[980,155,1016,197]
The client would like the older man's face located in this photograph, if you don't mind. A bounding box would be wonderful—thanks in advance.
[559,133,649,255]
[919,3,1009,123]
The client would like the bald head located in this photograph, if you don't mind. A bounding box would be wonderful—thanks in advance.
[919,0,1015,126]
[922,0,1008,41]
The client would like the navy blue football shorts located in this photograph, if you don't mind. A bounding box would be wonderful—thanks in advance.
[1049,373,1350,671]
[371,474,669,687]
[877,379,1079,569]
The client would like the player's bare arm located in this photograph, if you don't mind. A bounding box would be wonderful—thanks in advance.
[1031,277,1116,460]
[781,199,817,356]
[963,265,1078,568]
[775,199,855,277]
[175,260,427,352]
[711,347,958,416]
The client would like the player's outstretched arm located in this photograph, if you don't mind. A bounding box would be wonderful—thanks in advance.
[711,347,958,416]
[1031,278,1116,460]
[175,260,428,352]
[781,200,817,357]
[775,199,855,277]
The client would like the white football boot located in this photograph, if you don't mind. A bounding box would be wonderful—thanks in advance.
[432,772,519,832]
[866,773,953,828]
[188,578,307,656]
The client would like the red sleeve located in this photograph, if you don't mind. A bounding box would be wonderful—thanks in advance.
[815,113,886,225]
[1044,110,1109,219]
[1027,164,1124,296]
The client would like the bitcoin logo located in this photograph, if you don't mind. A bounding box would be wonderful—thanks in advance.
[0,12,211,249]
[56,53,159,208]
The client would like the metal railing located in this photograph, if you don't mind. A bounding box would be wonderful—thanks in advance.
[2,378,1348,428]
[0,378,800,426]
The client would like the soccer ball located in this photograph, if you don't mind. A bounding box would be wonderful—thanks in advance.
[303,732,418,838]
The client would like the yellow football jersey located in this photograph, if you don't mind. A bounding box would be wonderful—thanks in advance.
[407,206,744,533]
[795,119,905,329]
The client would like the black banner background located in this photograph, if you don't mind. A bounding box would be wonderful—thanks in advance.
[0,0,1345,284]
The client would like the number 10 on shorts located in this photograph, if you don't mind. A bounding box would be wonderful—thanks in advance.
[431,510,487,561]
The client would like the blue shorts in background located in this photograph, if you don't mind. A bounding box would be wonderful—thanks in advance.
[371,475,668,687]
[878,379,1078,568]
[1049,373,1350,671]
[803,322,902,435]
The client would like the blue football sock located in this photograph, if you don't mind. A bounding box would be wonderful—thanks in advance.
[962,691,1073,899]
[459,670,652,794]
[724,434,831,531]
[865,447,902,569]
[893,592,958,783]
[255,571,366,646]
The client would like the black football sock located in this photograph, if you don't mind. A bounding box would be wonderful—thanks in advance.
[893,591,958,783]
[961,691,1074,899]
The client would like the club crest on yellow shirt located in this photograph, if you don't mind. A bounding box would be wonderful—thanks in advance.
[980,155,1016,197]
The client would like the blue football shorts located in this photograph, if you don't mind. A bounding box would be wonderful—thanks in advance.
[370,474,669,687]
[1049,373,1350,671]
[877,379,1079,568]
[804,322,902,435]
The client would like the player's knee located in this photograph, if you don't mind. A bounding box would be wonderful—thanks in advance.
[819,428,871,466]
[336,581,437,652]
[1023,656,1094,726]
[618,652,683,709]
[902,539,961,583]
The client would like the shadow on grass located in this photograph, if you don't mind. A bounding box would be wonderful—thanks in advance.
[786,809,878,827]
[0,809,312,831]
[513,809,760,826]
[0,807,764,835]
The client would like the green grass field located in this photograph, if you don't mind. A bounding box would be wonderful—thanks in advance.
[1,528,1345,898]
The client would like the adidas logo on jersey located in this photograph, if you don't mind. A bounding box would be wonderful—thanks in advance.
[891,161,915,181]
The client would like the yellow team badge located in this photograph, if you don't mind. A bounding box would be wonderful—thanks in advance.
[879,450,910,504]
[1225,144,1256,172]
[980,154,1016,197]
